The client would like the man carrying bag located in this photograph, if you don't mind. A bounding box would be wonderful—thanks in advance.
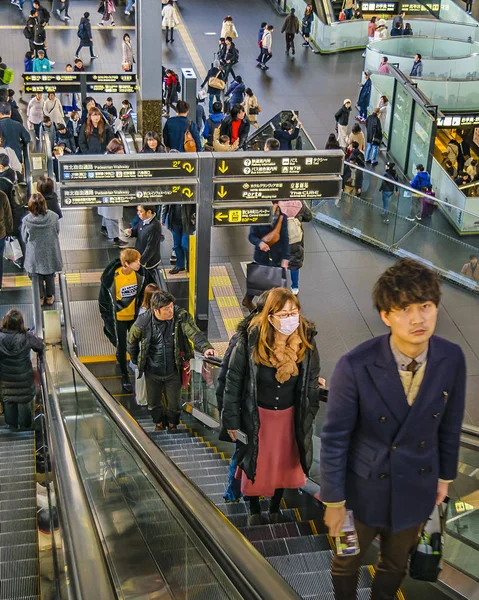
[243,200,289,311]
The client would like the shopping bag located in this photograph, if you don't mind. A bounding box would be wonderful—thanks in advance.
[339,10,346,20]
[134,369,147,406]
[246,263,286,298]
[3,237,23,263]
[198,88,208,100]
[409,503,447,582]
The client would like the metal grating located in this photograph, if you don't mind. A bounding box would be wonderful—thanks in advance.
[69,300,115,357]
[0,575,38,599]
[0,305,34,329]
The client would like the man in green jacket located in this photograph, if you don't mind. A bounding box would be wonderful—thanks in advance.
[128,290,217,430]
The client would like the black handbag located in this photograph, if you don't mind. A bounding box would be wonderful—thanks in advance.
[246,262,286,298]
[249,106,259,115]
[409,503,447,582]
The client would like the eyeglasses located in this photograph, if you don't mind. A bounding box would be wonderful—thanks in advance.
[272,310,300,319]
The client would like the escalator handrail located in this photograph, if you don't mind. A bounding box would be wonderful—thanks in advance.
[41,130,55,179]
[58,273,301,600]
[117,130,131,154]
[22,142,33,197]
[32,278,116,600]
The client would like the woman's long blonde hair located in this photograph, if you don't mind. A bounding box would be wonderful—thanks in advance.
[249,288,313,366]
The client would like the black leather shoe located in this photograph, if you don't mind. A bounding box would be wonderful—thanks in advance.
[169,267,185,275]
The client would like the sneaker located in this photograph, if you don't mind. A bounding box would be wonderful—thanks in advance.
[169,266,185,275]
[56,8,61,15]
[121,377,132,393]
[124,9,130,14]
[291,287,299,295]
[405,216,415,222]
[64,14,71,19]
[154,422,166,431]
[302,42,309,47]
[371,161,378,166]
[100,225,108,237]
[416,215,422,221]
[110,21,115,26]
[74,55,80,59]
[365,159,371,164]
[113,237,128,247]
[383,218,390,224]
[49,61,55,66]
[255,63,262,68]
[98,22,104,26]
[91,55,99,59]
[170,253,177,264]
[292,48,295,55]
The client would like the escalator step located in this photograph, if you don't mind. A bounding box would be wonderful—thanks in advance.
[147,432,192,440]
[0,475,33,486]
[166,447,217,459]
[302,551,333,572]
[195,483,227,496]
[0,543,37,563]
[0,482,35,494]
[0,575,38,599]
[174,457,228,468]
[216,502,248,516]
[151,438,207,449]
[0,466,34,478]
[282,565,372,598]
[0,489,35,503]
[0,517,36,534]
[240,521,312,542]
[0,558,37,580]
[189,475,228,487]
[0,508,35,523]
[228,509,299,529]
[0,531,37,548]
[183,465,230,478]
[0,499,36,512]
[254,534,331,558]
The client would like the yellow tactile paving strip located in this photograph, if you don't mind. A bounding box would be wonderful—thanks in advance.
[210,265,243,339]
[2,270,102,288]
[174,5,207,81]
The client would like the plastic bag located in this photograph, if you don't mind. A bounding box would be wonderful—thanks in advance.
[3,237,23,263]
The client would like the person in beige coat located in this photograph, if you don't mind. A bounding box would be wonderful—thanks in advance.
[461,254,479,283]
[162,0,179,43]
[43,93,65,127]
[242,88,261,130]
[122,33,135,71]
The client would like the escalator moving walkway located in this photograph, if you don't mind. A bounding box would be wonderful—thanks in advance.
[0,429,38,600]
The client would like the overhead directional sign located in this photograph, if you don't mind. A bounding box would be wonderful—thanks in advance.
[214,151,344,177]
[22,72,137,95]
[86,74,137,84]
[213,205,272,227]
[23,73,81,84]
[59,182,197,208]
[214,178,342,202]
[59,156,197,183]
[24,83,79,93]
[87,83,137,94]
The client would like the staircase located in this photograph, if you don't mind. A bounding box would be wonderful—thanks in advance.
[0,429,39,600]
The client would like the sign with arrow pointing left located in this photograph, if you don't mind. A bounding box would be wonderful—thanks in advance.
[213,206,272,227]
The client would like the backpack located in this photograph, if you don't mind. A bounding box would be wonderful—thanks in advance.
[23,25,34,40]
[77,21,88,39]
[0,176,28,209]
[183,121,196,152]
[206,117,221,146]
[287,217,303,245]
[0,68,13,85]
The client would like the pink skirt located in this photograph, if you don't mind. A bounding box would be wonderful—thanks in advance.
[239,405,306,497]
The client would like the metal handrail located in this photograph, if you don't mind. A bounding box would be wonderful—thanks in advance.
[31,277,116,600]
[117,130,131,154]
[41,130,54,179]
[58,273,300,600]
[22,143,33,197]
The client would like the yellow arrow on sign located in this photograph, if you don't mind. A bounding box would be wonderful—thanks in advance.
[182,188,194,198]
[218,160,229,174]
[217,185,228,199]
[182,162,194,173]
[215,212,228,222]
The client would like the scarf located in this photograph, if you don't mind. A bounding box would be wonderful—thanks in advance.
[264,330,302,383]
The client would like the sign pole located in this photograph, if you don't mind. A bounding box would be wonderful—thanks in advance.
[195,153,214,332]
[80,73,87,105]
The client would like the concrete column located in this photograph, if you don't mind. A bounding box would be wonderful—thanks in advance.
[181,68,197,119]
[136,0,163,134]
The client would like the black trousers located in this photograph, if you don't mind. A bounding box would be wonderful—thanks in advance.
[165,26,174,41]
[332,519,422,600]
[145,371,182,425]
[285,33,295,51]
[29,273,55,298]
[4,401,33,429]
[249,488,284,515]
[116,319,134,377]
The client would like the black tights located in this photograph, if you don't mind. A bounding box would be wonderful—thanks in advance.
[249,488,284,515]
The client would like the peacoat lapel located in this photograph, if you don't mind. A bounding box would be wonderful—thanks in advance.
[366,335,409,426]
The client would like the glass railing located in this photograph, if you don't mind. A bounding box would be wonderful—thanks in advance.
[414,78,479,111]
[439,0,478,26]
[245,110,316,151]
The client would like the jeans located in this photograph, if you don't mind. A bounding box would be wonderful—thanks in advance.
[359,103,368,120]
[224,446,243,502]
[4,401,33,429]
[171,224,189,269]
[75,43,95,58]
[382,191,393,212]
[344,7,353,19]
[290,269,299,289]
[209,93,221,114]
[144,371,182,425]
[260,48,273,65]
[285,33,295,52]
[116,319,134,378]
[125,0,135,10]
[365,142,379,163]
[0,237,5,288]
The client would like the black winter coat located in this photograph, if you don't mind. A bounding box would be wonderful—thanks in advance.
[0,330,44,403]
[366,114,382,144]
[287,202,312,271]
[219,115,251,149]
[334,105,351,126]
[131,216,162,269]
[78,124,115,154]
[248,206,290,266]
[162,204,196,235]
[43,191,63,219]
[222,326,323,483]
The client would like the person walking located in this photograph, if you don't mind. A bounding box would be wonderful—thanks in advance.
[99,248,147,393]
[222,287,323,525]
[0,309,44,430]
[124,205,163,285]
[374,18,388,40]
[408,164,432,221]
[32,49,50,73]
[334,99,352,150]
[258,25,274,70]
[55,0,71,21]
[365,108,382,166]
[128,290,217,430]
[21,193,63,305]
[356,71,372,123]
[320,257,466,600]
[242,88,260,130]
[163,100,201,152]
[119,100,135,135]
[221,37,239,82]
[392,10,405,31]
[282,8,300,56]
[122,33,135,71]
[27,93,44,141]
[43,92,65,127]
[460,254,479,282]
[32,18,48,58]
[200,66,226,115]
[256,21,267,63]
[0,102,31,163]
[162,0,179,43]
[78,107,116,154]
[368,16,377,41]
[0,190,13,290]
[378,161,398,223]
[242,200,289,311]
[278,200,312,295]
[301,4,314,49]
[161,203,196,275]
[202,102,225,149]
[220,15,238,40]
[98,0,115,26]
[164,69,179,117]
[410,53,423,77]
[75,13,98,59]
[225,75,245,109]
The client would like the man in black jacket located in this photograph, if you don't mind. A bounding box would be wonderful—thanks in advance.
[162,203,195,275]
[365,107,382,166]
[0,102,30,163]
[98,248,146,392]
[334,99,351,150]
[219,104,251,149]
[220,37,239,82]
[125,205,163,285]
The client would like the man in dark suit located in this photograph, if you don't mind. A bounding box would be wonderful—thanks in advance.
[0,102,31,163]
[320,258,466,600]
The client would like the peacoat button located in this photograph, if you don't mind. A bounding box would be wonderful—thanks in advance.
[433,412,440,418]
[419,441,425,448]
[391,445,397,451]
[379,416,387,423]
[277,385,281,389]
[275,397,279,400]
[379,473,388,479]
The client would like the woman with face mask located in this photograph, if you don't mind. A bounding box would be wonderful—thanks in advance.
[222,287,323,525]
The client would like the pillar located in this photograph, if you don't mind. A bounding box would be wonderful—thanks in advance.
[136,0,163,134]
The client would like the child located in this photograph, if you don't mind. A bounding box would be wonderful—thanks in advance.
[56,123,76,154]
[66,110,81,147]
[213,132,239,152]
[24,51,34,72]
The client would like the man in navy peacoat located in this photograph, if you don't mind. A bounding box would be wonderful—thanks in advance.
[320,258,466,600]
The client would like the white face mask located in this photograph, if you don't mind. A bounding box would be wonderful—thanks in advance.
[272,314,300,336]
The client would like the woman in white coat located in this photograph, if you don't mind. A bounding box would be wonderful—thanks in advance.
[162,0,179,44]
[27,93,44,141]
[43,92,65,128]
[220,15,238,39]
